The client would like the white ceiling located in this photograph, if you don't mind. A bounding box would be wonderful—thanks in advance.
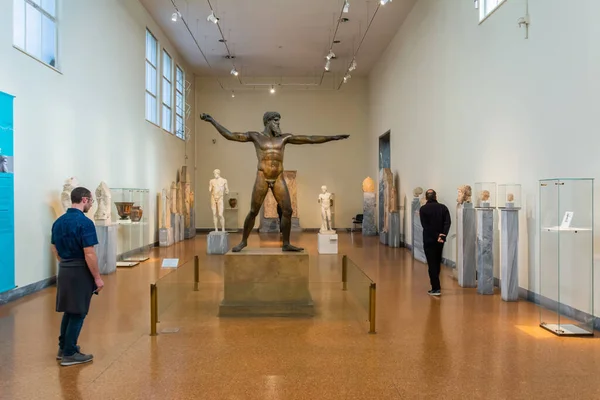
[139,0,416,83]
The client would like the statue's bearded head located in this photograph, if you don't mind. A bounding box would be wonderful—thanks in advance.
[263,111,282,137]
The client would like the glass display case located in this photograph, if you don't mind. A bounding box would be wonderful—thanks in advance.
[539,178,594,336]
[497,184,522,209]
[474,182,497,208]
[224,191,239,231]
[110,188,150,267]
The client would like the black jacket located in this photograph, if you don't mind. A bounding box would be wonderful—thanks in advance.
[419,200,451,245]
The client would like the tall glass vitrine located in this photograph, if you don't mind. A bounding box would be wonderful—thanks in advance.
[539,178,594,336]
[111,188,150,267]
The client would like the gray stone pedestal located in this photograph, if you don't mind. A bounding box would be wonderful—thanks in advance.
[476,208,494,295]
[219,248,313,317]
[362,192,377,236]
[457,203,476,287]
[412,205,426,264]
[388,211,401,248]
[501,209,519,301]
[95,225,117,275]
[184,209,196,239]
[207,231,230,255]
[159,227,174,247]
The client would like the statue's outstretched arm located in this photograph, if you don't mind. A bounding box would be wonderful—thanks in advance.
[286,134,349,145]
[200,113,250,142]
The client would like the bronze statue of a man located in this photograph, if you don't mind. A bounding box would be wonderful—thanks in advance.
[200,112,349,252]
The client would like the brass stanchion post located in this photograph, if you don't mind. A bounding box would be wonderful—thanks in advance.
[194,255,199,291]
[150,284,158,336]
[342,255,347,291]
[369,283,377,334]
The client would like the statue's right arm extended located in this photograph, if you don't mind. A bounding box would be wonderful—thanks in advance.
[200,113,250,142]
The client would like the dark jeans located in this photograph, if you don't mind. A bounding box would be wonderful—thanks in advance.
[59,313,86,356]
[424,242,444,291]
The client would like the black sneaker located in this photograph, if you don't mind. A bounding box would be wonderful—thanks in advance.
[428,290,441,296]
[60,352,93,366]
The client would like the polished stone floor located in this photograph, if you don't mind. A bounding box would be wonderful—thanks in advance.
[1,232,599,399]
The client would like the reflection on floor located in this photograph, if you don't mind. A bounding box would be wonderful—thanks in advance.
[0,232,598,399]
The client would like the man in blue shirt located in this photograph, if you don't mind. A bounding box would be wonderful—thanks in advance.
[51,187,104,366]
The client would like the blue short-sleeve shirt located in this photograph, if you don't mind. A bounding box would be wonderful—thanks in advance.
[51,208,98,260]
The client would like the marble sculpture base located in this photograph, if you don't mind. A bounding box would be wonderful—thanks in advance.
[476,208,494,295]
[207,231,230,255]
[388,211,401,248]
[457,203,476,288]
[501,209,519,301]
[219,248,314,317]
[318,232,338,254]
[95,225,117,275]
[362,192,377,236]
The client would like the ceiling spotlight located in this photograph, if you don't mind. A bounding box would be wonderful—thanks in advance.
[171,11,181,22]
[343,73,351,83]
[325,50,336,60]
[230,67,238,76]
[270,86,276,94]
[380,0,392,5]
[343,0,350,13]
[207,11,219,24]
[231,91,235,98]
[349,59,357,71]
[325,59,331,71]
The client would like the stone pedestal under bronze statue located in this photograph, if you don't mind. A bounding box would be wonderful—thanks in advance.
[218,248,314,317]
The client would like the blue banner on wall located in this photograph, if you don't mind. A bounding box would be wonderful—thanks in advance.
[0,91,15,293]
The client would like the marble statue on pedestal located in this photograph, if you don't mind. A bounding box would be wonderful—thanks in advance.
[170,182,177,215]
[362,176,377,236]
[94,181,111,224]
[201,111,349,252]
[160,189,167,228]
[457,184,472,205]
[456,184,476,287]
[318,185,334,233]
[209,169,229,231]
[61,177,79,212]
[479,189,491,207]
[381,168,393,233]
[176,181,183,215]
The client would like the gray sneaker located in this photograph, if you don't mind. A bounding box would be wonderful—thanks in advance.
[56,345,80,360]
[60,352,93,366]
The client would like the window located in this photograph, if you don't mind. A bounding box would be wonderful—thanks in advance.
[175,65,185,140]
[13,0,58,68]
[479,0,507,22]
[145,29,159,125]
[161,50,173,132]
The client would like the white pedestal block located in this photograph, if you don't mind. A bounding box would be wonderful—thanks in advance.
[318,232,338,254]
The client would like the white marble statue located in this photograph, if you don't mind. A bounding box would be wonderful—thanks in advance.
[94,181,111,223]
[318,185,334,233]
[61,177,79,212]
[209,169,229,231]
[160,189,167,228]
[170,181,177,214]
[165,189,172,228]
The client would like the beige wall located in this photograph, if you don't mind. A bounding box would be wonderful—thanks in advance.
[0,0,195,287]
[194,78,369,230]
[368,0,600,313]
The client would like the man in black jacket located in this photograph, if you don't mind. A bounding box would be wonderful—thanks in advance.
[419,189,451,296]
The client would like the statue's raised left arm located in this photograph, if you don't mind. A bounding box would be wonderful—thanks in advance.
[285,134,349,145]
